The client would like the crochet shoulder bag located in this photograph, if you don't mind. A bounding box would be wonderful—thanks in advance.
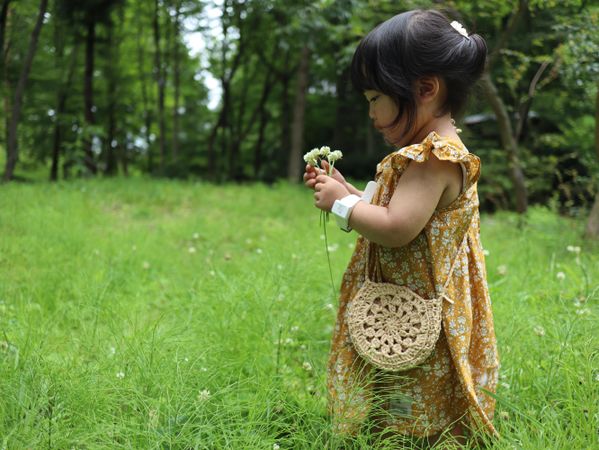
[347,225,471,372]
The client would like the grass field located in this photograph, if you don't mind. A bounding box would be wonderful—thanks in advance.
[0,179,598,449]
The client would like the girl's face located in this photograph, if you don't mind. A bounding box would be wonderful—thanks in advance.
[363,90,407,145]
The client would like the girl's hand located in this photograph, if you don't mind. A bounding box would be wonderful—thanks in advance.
[303,164,324,189]
[303,161,347,190]
[319,160,347,186]
[314,175,350,212]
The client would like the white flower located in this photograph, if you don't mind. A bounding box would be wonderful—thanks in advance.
[327,243,339,252]
[208,270,216,277]
[576,308,590,316]
[200,367,208,372]
[327,150,343,162]
[273,444,280,450]
[276,264,284,270]
[302,361,312,371]
[450,20,469,38]
[483,249,490,256]
[556,272,566,281]
[188,246,197,254]
[319,146,331,158]
[197,389,211,401]
[142,261,151,270]
[497,265,507,276]
[109,346,116,356]
[284,337,294,345]
[303,148,320,166]
[192,232,200,240]
[533,325,545,337]
[256,248,263,254]
[291,325,299,332]
[325,303,334,311]
[116,371,125,379]
[566,245,581,254]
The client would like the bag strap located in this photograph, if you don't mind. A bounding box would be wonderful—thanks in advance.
[364,213,476,304]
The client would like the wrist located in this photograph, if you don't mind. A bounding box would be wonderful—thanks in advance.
[331,194,362,232]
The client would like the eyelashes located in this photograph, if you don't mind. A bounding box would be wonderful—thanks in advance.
[368,95,381,103]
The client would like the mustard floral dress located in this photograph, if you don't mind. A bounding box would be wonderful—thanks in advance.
[326,132,499,438]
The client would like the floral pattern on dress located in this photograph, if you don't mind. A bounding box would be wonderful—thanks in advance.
[326,132,499,438]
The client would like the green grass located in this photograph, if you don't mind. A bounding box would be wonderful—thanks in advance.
[0,178,597,449]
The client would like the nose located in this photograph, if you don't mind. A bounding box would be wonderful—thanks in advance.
[368,103,375,120]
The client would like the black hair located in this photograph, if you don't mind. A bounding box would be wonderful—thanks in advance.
[351,9,487,135]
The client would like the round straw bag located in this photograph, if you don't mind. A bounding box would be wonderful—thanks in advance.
[347,235,468,372]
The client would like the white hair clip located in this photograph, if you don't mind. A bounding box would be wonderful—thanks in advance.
[450,20,470,40]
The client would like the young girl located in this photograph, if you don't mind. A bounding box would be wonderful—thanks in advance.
[304,9,499,445]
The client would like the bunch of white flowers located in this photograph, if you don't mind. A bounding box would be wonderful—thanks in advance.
[303,146,343,175]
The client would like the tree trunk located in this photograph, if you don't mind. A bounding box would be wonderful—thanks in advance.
[253,70,274,178]
[50,39,78,181]
[0,0,11,67]
[287,45,310,182]
[105,18,118,176]
[171,0,181,161]
[480,72,528,213]
[584,81,599,239]
[2,0,48,182]
[153,0,166,173]
[135,5,154,173]
[83,19,98,175]
[333,68,349,151]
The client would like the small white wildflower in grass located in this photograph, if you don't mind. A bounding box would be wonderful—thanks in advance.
[200,367,208,372]
[142,261,151,270]
[556,271,565,281]
[192,232,200,240]
[533,325,546,337]
[256,248,263,254]
[566,245,581,254]
[291,325,299,332]
[277,293,285,301]
[302,361,312,371]
[300,344,307,351]
[576,308,590,316]
[327,243,339,252]
[500,381,510,389]
[277,264,284,270]
[284,337,294,345]
[347,243,354,249]
[116,371,125,379]
[188,246,197,254]
[183,357,189,362]
[483,249,490,256]
[573,298,582,307]
[273,444,280,450]
[208,270,216,277]
[497,265,507,276]
[595,373,599,382]
[109,346,116,356]
[197,389,211,401]
[325,303,335,311]
[498,411,510,421]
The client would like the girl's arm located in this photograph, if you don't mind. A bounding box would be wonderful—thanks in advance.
[314,154,462,248]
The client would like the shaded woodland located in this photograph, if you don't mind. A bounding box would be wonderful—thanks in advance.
[0,0,598,233]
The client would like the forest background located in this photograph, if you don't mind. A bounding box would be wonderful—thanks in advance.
[0,0,598,226]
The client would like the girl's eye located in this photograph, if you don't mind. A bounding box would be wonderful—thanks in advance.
[369,95,380,103]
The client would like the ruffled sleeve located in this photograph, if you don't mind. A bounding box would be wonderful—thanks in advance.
[376,132,481,194]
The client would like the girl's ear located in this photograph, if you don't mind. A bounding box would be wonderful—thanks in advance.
[415,76,441,102]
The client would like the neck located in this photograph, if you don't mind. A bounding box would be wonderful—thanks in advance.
[395,114,459,148]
